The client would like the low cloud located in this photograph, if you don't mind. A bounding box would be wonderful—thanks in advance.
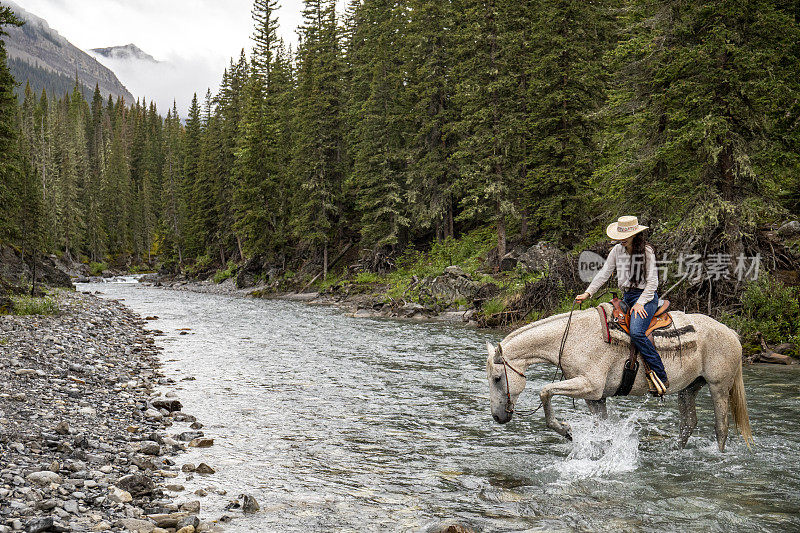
[90,51,230,119]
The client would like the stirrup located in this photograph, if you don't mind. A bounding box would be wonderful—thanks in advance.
[646,371,668,397]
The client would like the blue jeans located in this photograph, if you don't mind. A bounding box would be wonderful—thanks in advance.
[623,289,667,383]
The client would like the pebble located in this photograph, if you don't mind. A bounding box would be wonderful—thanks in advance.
[179,501,201,514]
[23,517,53,533]
[26,471,62,485]
[117,518,155,533]
[108,487,133,503]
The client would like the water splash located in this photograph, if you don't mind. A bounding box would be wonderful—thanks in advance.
[554,410,644,479]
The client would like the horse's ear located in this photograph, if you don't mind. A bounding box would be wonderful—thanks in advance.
[487,342,503,365]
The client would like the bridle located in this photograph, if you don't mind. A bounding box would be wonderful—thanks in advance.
[495,299,579,416]
[498,345,526,414]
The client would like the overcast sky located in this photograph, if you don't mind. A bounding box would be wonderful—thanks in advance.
[15,0,339,117]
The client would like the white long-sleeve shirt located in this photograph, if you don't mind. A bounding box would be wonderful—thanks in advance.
[585,243,658,306]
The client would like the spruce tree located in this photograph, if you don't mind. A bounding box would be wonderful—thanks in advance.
[182,93,203,258]
[450,0,521,261]
[607,0,800,257]
[345,0,411,251]
[525,0,614,244]
[0,5,22,243]
[405,0,458,241]
[292,0,346,275]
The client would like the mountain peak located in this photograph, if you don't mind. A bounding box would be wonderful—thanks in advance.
[3,0,134,102]
[91,44,159,63]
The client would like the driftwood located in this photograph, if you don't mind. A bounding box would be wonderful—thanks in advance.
[755,332,797,365]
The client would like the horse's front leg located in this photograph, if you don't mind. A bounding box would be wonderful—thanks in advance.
[540,376,598,441]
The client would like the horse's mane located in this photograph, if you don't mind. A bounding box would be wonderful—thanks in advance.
[501,309,580,344]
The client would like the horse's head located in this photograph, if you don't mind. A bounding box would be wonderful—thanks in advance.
[486,341,526,424]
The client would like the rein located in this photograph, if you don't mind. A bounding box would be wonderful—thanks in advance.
[502,300,579,416]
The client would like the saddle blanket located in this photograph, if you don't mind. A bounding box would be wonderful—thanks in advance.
[596,302,697,354]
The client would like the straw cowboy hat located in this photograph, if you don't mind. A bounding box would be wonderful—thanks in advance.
[606,215,648,240]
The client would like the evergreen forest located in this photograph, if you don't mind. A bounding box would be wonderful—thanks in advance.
[1,0,799,335]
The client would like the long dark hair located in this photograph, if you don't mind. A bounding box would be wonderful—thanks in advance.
[626,232,655,288]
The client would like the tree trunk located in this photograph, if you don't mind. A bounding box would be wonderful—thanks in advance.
[323,242,329,280]
[497,205,506,267]
[447,193,454,239]
[30,251,37,296]
[236,235,245,261]
[519,205,529,240]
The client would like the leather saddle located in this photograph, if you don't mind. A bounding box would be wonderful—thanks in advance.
[610,296,672,337]
[610,295,672,397]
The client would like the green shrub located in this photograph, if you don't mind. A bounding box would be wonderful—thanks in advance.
[10,295,59,316]
[482,296,507,316]
[722,274,800,356]
[392,228,495,280]
[355,272,384,284]
[185,254,212,278]
[89,261,107,276]
[213,261,238,283]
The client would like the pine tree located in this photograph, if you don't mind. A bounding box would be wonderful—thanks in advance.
[450,0,522,261]
[16,82,44,260]
[182,93,203,258]
[525,0,615,244]
[251,0,281,79]
[162,102,184,263]
[345,0,410,250]
[405,0,458,241]
[0,6,22,243]
[292,0,346,275]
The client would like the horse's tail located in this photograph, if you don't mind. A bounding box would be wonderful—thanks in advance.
[730,363,753,448]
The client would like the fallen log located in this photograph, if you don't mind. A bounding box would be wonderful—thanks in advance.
[756,332,797,365]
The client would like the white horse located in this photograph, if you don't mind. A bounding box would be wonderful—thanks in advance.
[486,309,752,451]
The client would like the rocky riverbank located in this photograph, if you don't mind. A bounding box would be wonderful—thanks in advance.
[0,290,247,533]
[147,274,481,327]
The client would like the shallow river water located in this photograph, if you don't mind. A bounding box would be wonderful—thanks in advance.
[83,282,800,532]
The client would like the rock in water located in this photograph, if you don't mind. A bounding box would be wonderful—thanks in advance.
[241,494,259,514]
[179,501,201,514]
[195,463,215,475]
[175,515,200,529]
[152,399,183,412]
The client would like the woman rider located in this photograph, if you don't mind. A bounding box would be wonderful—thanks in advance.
[575,215,668,390]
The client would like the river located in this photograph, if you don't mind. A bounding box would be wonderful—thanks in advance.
[82,281,800,532]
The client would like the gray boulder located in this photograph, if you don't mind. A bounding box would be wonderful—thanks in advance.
[777,220,800,238]
[501,242,564,273]
[420,266,480,304]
